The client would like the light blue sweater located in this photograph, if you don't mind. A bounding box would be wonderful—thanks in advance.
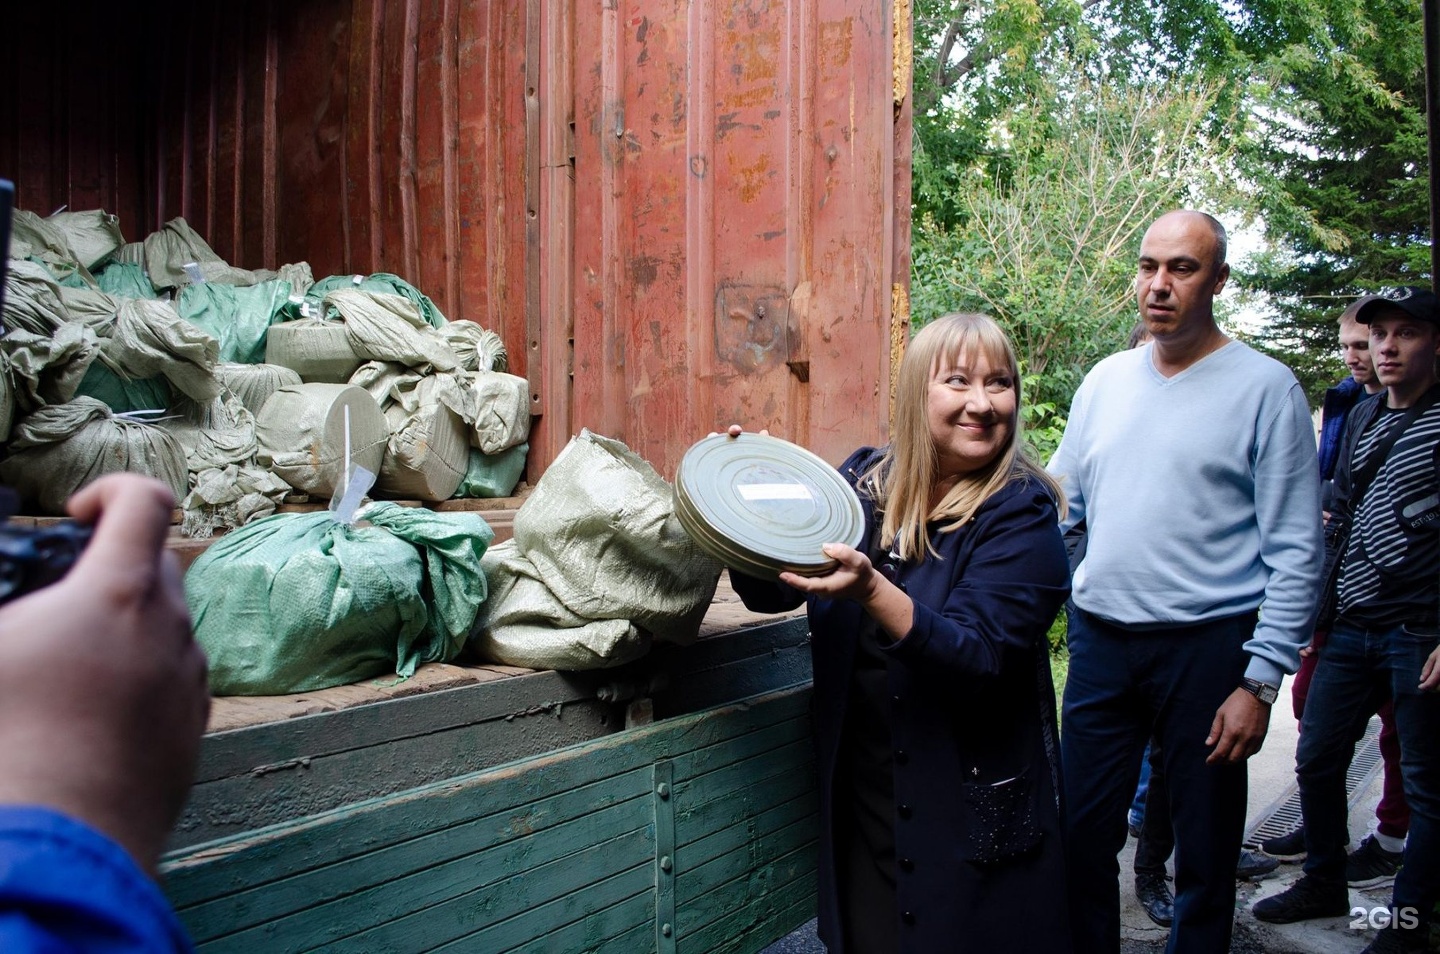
[1047,341,1323,687]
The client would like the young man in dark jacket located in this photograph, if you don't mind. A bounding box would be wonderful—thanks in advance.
[1261,298,1412,888]
[1252,286,1440,954]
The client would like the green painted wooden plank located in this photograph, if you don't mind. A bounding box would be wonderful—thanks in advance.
[672,748,814,845]
[198,799,652,952]
[675,794,818,893]
[702,885,818,954]
[165,686,810,908]
[677,852,818,954]
[648,617,808,674]
[195,670,606,784]
[676,818,817,924]
[180,769,650,939]
[175,698,615,851]
[665,721,812,805]
[440,867,652,953]
[503,915,652,954]
[306,827,654,952]
[672,739,814,829]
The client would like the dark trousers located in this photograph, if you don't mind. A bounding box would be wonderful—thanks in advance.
[1062,608,1253,954]
[1297,620,1440,921]
[1293,630,1411,839]
[1134,740,1175,875]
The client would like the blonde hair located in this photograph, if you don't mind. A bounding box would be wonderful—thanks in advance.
[861,313,1064,561]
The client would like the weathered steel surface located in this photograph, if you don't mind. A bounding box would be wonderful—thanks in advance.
[566,0,903,476]
[3,0,906,483]
[163,684,819,952]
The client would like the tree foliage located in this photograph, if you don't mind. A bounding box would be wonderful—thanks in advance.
[913,72,1237,453]
[910,0,1432,415]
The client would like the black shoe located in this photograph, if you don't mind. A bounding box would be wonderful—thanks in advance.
[1359,922,1430,954]
[1346,835,1404,889]
[1236,848,1280,880]
[1251,875,1349,924]
[1134,871,1174,927]
[1260,825,1307,862]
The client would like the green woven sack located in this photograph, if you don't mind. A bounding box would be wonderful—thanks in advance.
[307,272,448,328]
[177,278,294,364]
[95,262,160,300]
[73,363,172,413]
[187,502,495,696]
[453,442,528,498]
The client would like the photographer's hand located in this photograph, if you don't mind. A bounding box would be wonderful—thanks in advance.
[0,475,208,875]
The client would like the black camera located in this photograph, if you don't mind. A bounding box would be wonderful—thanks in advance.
[0,489,93,606]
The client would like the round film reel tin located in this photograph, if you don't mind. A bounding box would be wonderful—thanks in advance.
[674,432,865,580]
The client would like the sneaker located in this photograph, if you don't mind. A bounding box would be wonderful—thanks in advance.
[1359,922,1430,954]
[1236,848,1280,880]
[1347,835,1404,889]
[1260,825,1307,862]
[1251,874,1349,924]
[1134,871,1174,927]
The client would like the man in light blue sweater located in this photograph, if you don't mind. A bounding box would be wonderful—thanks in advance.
[1048,210,1323,954]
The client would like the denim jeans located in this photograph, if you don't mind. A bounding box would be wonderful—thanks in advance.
[1297,620,1440,918]
[1062,607,1252,954]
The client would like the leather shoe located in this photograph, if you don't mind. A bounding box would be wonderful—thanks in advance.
[1134,871,1174,927]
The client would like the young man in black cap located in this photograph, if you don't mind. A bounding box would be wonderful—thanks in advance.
[1252,285,1440,954]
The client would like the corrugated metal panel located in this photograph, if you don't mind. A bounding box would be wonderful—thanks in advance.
[3,0,906,481]
[563,0,902,476]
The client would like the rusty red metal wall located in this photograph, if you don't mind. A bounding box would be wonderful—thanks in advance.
[3,0,907,480]
[559,0,905,475]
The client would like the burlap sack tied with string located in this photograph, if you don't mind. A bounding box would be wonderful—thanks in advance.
[470,429,722,670]
[0,324,100,413]
[48,210,126,272]
[216,362,302,415]
[164,390,292,537]
[186,502,495,695]
[254,383,389,498]
[350,361,472,501]
[0,397,187,514]
[58,289,221,405]
[469,370,531,454]
[265,318,367,383]
[9,210,97,288]
[441,320,509,372]
[324,289,461,373]
[308,272,447,328]
[142,218,264,290]
[4,259,72,336]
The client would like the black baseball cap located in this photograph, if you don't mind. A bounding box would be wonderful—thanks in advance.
[1354,285,1440,326]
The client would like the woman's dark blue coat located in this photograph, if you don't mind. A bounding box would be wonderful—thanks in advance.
[731,447,1074,954]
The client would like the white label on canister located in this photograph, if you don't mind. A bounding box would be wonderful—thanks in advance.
[737,483,813,501]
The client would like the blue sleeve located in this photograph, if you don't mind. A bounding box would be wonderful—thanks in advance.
[885,485,1071,678]
[1243,382,1324,686]
[0,807,195,953]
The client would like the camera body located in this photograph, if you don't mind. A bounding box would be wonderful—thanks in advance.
[0,520,92,606]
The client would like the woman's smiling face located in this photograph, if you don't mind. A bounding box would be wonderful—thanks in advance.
[926,348,1016,479]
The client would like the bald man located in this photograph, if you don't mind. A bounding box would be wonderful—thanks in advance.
[1048,210,1323,954]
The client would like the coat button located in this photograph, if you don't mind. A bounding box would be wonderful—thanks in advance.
[903,911,916,926]
[897,804,912,820]
[899,857,915,872]
[895,749,909,766]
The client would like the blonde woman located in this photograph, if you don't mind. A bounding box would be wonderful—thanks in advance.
[730,313,1073,953]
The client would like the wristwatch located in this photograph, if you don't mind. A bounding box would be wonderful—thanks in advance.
[1240,678,1279,705]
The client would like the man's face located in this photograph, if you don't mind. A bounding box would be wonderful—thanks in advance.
[1136,213,1230,341]
[1338,318,1376,388]
[1368,309,1440,394]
